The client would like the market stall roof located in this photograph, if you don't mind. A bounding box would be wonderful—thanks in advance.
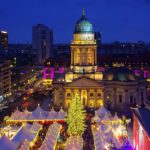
[19,139,30,150]
[66,136,83,150]
[12,126,35,143]
[56,108,66,119]
[0,134,19,150]
[41,122,62,150]
[30,122,41,133]
[96,106,108,118]
[32,105,48,118]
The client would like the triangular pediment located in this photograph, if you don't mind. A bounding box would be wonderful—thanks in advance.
[65,77,103,88]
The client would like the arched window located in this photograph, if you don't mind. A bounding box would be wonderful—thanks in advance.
[90,93,94,97]
[141,92,144,101]
[67,93,71,97]
[97,93,101,97]
[130,95,133,104]
[119,95,122,103]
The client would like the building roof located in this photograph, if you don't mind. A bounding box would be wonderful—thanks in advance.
[132,107,150,137]
[74,9,93,34]
[103,67,137,82]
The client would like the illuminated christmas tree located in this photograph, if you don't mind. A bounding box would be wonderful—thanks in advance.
[67,93,86,136]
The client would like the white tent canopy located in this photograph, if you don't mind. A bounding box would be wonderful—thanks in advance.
[30,122,41,133]
[12,126,35,143]
[32,105,48,118]
[66,136,83,150]
[8,106,66,121]
[96,106,109,118]
[0,134,19,150]
[19,139,30,150]
[56,108,66,119]
[40,122,62,150]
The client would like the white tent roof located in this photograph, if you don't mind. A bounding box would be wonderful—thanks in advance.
[40,143,49,150]
[10,108,22,120]
[37,112,45,120]
[28,113,36,120]
[41,122,62,150]
[23,108,31,114]
[92,111,101,123]
[0,134,19,150]
[19,139,30,150]
[66,136,83,150]
[46,112,55,119]
[18,113,30,120]
[111,113,121,122]
[30,122,41,132]
[56,108,66,119]
[96,106,108,118]
[24,123,32,129]
[50,108,57,118]
[32,105,48,118]
[12,126,35,143]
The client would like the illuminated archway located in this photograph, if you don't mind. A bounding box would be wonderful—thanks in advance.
[81,90,87,106]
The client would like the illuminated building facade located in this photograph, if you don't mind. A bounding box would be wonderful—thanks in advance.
[52,10,147,113]
[65,9,102,82]
[132,107,150,150]
[0,30,8,49]
[0,60,11,98]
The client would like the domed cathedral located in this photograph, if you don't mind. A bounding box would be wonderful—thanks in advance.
[52,10,147,115]
[65,9,103,82]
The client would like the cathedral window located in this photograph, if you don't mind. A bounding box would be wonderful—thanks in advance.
[90,102,93,107]
[119,95,122,103]
[130,95,133,104]
[90,93,94,97]
[141,92,144,102]
[97,93,101,97]
[67,93,71,97]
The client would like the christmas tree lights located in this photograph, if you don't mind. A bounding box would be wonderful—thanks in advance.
[66,93,86,136]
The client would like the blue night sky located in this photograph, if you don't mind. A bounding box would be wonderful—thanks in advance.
[0,0,150,44]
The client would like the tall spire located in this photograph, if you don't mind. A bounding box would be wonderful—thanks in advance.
[82,8,86,17]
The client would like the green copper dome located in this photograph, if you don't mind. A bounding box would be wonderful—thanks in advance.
[74,9,93,34]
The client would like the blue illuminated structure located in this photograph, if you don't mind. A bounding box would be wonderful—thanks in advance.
[74,9,93,34]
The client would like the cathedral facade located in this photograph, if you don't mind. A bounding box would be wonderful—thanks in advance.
[52,10,147,114]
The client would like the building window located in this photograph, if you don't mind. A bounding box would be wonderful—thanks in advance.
[90,93,94,97]
[119,95,122,103]
[97,93,101,97]
[90,102,93,107]
[141,92,144,102]
[130,95,133,104]
[68,103,70,108]
[67,93,71,97]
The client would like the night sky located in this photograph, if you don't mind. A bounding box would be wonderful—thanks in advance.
[0,0,150,44]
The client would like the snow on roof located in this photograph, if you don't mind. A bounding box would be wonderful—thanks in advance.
[0,134,19,150]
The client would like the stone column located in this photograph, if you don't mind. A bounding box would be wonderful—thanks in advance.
[95,48,97,65]
[72,48,74,65]
[113,88,117,110]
